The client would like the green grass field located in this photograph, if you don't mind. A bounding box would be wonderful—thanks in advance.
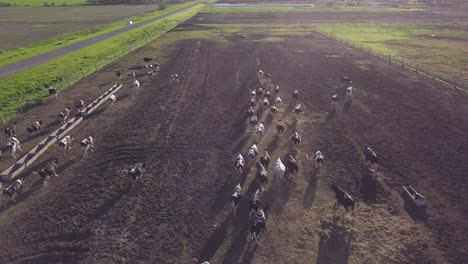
[206,5,423,14]
[2,0,86,6]
[0,3,206,121]
[0,2,197,67]
[317,23,468,85]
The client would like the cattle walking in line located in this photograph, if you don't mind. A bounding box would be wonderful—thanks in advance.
[290,131,301,145]
[265,90,271,100]
[33,158,59,187]
[256,162,268,191]
[26,120,43,135]
[331,183,355,214]
[274,85,280,95]
[256,122,265,141]
[170,74,180,84]
[59,107,71,125]
[116,69,124,79]
[248,143,258,160]
[3,179,23,209]
[80,136,95,157]
[231,183,242,216]
[331,94,338,110]
[285,154,299,185]
[4,122,16,140]
[133,80,140,90]
[260,149,270,169]
[48,87,58,99]
[109,94,117,106]
[248,98,256,107]
[122,162,146,187]
[249,115,258,128]
[75,99,85,112]
[275,96,282,106]
[364,146,378,169]
[270,106,278,116]
[345,86,354,102]
[292,90,299,101]
[6,136,22,159]
[340,75,352,85]
[247,107,255,119]
[58,135,74,157]
[250,204,268,244]
[314,150,324,170]
[234,154,245,175]
[128,71,137,79]
[249,188,262,219]
[276,120,285,138]
[273,157,286,183]
[294,104,303,116]
[262,98,269,108]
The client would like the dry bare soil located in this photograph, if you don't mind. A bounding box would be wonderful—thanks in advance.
[0,15,467,264]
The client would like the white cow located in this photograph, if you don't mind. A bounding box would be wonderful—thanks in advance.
[248,144,258,160]
[345,86,353,101]
[273,157,286,182]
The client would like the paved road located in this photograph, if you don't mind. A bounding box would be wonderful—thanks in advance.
[0,2,201,78]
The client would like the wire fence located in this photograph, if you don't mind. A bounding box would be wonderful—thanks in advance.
[0,20,184,124]
[310,26,467,95]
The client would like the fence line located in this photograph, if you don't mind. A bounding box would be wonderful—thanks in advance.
[0,18,186,124]
[311,26,467,95]
[0,84,123,182]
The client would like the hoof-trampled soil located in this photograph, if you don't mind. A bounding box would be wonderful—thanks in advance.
[0,21,467,264]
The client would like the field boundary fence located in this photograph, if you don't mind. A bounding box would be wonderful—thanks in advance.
[0,16,188,124]
[311,26,467,95]
[0,84,123,183]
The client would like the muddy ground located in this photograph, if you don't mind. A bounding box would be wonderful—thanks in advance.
[196,11,468,25]
[0,14,467,264]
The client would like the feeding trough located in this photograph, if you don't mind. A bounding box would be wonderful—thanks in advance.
[402,185,426,207]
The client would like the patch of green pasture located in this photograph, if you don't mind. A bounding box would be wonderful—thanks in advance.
[317,23,468,83]
[0,4,205,121]
[4,0,86,6]
[0,2,198,67]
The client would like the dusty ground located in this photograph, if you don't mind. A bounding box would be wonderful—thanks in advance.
[196,11,468,24]
[0,5,163,51]
[0,15,467,264]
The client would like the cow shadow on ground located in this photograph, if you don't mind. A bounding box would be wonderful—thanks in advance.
[98,80,114,88]
[208,165,251,218]
[316,216,354,264]
[326,109,336,122]
[200,180,259,263]
[342,100,352,113]
[303,167,320,209]
[360,166,377,203]
[84,186,131,225]
[262,178,291,215]
[22,129,51,144]
[0,158,73,213]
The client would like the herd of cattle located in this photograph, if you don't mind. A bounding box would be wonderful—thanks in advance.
[0,58,382,258]
[227,69,379,246]
[0,57,165,208]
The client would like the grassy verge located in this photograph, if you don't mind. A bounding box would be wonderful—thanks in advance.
[317,23,468,85]
[0,2,197,67]
[206,5,423,14]
[0,3,206,122]
[2,0,85,6]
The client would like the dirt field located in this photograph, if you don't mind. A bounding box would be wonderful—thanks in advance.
[0,15,467,264]
[196,11,468,24]
[0,5,162,51]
